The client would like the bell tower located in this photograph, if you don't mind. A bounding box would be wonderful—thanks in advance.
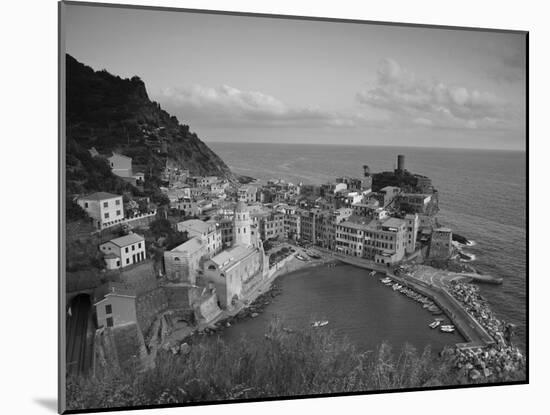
[233,201,251,246]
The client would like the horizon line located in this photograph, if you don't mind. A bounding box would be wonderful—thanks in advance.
[204,140,526,153]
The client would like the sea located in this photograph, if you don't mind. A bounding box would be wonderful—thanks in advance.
[209,142,527,351]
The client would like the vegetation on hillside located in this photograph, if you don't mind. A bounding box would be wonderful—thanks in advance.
[65,53,234,207]
[66,322,525,411]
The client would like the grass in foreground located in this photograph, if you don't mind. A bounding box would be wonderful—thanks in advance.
[66,321,525,410]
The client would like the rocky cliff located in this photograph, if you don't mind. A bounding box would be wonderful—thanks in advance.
[65,54,234,197]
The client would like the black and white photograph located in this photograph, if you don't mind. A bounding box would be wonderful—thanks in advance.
[58,1,527,413]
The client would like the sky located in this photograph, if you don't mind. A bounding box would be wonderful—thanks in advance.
[64,4,527,150]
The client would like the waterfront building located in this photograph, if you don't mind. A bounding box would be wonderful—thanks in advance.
[108,152,133,178]
[429,227,453,259]
[77,192,124,229]
[335,220,367,257]
[99,233,146,270]
[364,217,407,265]
[335,216,407,265]
[396,193,433,214]
[202,202,267,309]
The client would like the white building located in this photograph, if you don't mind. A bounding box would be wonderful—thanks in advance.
[108,152,133,178]
[405,213,419,254]
[177,219,222,256]
[94,285,137,328]
[99,233,146,269]
[77,192,124,229]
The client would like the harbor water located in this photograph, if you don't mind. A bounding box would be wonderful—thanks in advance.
[214,263,464,353]
[210,142,527,349]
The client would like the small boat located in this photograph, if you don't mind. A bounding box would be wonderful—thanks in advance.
[296,254,307,261]
[440,325,456,333]
[369,270,376,276]
[429,321,441,329]
[312,320,329,328]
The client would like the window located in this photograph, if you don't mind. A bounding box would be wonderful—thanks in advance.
[104,212,109,219]
[125,247,129,253]
[116,199,121,205]
[116,210,121,216]
[116,260,120,267]
[84,202,88,208]
[132,245,135,251]
[105,304,112,314]
[138,243,141,249]
[103,201,108,208]
[106,317,113,327]
[126,258,130,264]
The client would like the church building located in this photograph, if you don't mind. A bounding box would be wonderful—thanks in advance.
[202,201,268,309]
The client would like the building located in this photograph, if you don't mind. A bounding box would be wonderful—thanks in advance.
[261,212,285,240]
[202,202,267,309]
[405,213,419,254]
[198,176,219,189]
[396,193,433,214]
[177,219,222,256]
[380,186,401,208]
[99,233,146,270]
[335,216,407,265]
[233,201,252,246]
[283,209,301,241]
[364,217,407,265]
[238,186,257,203]
[429,227,453,259]
[164,237,205,284]
[108,152,133,178]
[77,192,124,229]
[94,285,137,328]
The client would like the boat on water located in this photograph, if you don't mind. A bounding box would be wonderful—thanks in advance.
[429,321,441,329]
[312,320,329,328]
[440,325,456,333]
[369,270,376,276]
[296,254,307,261]
[380,277,392,284]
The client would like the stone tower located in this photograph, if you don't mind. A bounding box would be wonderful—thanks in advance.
[233,201,251,246]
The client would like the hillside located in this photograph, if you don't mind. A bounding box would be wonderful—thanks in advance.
[65,54,234,199]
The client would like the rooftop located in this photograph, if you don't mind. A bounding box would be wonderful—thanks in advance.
[79,192,121,201]
[210,244,256,271]
[382,217,406,228]
[178,219,213,235]
[106,233,145,248]
[171,236,204,253]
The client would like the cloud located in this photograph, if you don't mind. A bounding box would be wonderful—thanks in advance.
[157,84,355,129]
[357,58,520,130]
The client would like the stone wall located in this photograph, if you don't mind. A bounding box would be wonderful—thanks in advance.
[93,322,150,373]
[136,287,168,335]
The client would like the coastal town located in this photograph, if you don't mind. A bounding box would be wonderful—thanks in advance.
[67,151,524,383]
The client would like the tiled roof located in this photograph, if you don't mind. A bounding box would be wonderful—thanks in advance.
[80,192,121,201]
[107,233,144,247]
[171,236,203,253]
